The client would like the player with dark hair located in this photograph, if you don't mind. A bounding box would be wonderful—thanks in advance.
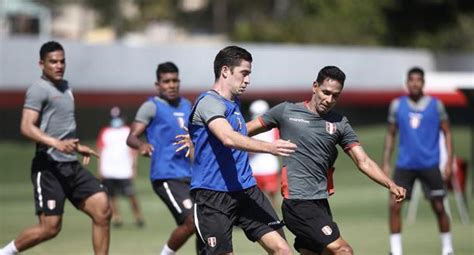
[0,41,111,255]
[246,66,406,255]
[127,61,195,255]
[188,45,297,254]
[383,67,454,255]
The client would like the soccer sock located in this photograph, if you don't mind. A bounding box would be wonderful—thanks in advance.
[0,241,18,255]
[389,233,402,255]
[440,232,454,254]
[160,244,176,255]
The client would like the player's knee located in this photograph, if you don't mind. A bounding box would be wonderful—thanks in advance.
[40,224,61,240]
[182,215,196,233]
[431,199,446,216]
[271,240,291,255]
[328,242,353,255]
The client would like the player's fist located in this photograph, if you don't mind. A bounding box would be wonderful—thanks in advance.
[389,183,406,203]
[54,138,79,154]
[139,143,154,157]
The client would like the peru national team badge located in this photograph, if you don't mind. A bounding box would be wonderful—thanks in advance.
[321,225,333,236]
[207,237,217,247]
[47,200,56,210]
[326,122,337,134]
[409,113,422,129]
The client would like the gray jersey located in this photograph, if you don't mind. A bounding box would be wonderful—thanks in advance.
[190,90,227,126]
[388,95,448,124]
[261,102,359,199]
[24,78,77,162]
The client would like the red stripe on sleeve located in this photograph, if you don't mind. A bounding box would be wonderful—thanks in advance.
[343,142,360,152]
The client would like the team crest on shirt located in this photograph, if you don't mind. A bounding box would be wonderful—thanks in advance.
[321,225,332,236]
[325,122,337,134]
[408,112,423,129]
[182,199,193,209]
[207,237,217,247]
[47,200,56,210]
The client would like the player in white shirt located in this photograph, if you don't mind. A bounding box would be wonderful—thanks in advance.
[97,107,144,227]
[248,100,281,206]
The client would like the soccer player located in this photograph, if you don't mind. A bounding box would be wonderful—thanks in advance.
[97,107,144,228]
[246,66,406,255]
[0,41,111,255]
[248,99,281,207]
[188,45,297,254]
[382,67,454,255]
[126,62,195,255]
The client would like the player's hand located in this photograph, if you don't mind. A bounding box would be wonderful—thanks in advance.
[76,144,99,165]
[443,162,453,182]
[174,134,193,158]
[389,183,406,203]
[138,143,154,157]
[271,139,297,157]
[53,138,79,154]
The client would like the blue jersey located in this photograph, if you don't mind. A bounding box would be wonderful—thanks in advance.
[146,97,192,180]
[188,91,256,192]
[396,96,440,170]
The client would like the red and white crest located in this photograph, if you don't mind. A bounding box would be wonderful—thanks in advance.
[207,237,217,247]
[409,113,422,129]
[47,200,56,210]
[326,122,337,134]
[321,225,333,236]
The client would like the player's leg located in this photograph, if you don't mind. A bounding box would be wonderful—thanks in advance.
[237,187,291,255]
[420,168,453,255]
[102,179,122,227]
[282,199,342,255]
[122,179,144,227]
[323,237,353,255]
[152,179,195,254]
[70,163,111,255]
[388,169,416,255]
[193,189,236,255]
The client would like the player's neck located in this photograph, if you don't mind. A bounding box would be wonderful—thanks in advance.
[212,83,234,101]
[41,75,63,87]
[408,93,423,102]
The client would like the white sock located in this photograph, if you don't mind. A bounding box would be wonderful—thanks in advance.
[440,232,454,255]
[160,244,176,255]
[0,241,18,255]
[390,233,402,255]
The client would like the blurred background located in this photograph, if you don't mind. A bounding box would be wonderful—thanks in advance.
[0,0,473,254]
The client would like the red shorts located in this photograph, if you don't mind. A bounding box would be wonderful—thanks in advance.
[254,173,279,193]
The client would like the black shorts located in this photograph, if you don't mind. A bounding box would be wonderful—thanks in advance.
[282,199,340,253]
[152,178,193,225]
[31,153,106,216]
[393,167,446,200]
[102,179,135,197]
[192,186,284,254]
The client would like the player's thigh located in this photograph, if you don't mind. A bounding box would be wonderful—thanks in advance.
[193,189,235,254]
[65,163,108,211]
[152,179,193,225]
[282,199,340,254]
[236,186,284,242]
[31,156,67,216]
[419,168,446,199]
[393,169,418,199]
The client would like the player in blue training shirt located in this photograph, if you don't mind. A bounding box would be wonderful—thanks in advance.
[188,46,297,254]
[127,62,195,255]
[382,67,454,255]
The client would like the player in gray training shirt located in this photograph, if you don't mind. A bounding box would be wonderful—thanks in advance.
[247,66,406,255]
[0,41,111,255]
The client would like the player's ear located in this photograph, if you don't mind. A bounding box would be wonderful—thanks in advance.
[221,65,229,79]
[39,59,44,70]
[312,81,319,94]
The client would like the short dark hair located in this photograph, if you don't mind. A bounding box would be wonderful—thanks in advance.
[316,66,346,87]
[407,67,424,80]
[156,62,179,81]
[40,41,64,60]
[213,46,252,80]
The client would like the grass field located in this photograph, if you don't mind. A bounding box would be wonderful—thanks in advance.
[1,125,472,255]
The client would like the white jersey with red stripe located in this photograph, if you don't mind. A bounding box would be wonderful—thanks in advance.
[249,128,280,176]
[97,126,135,179]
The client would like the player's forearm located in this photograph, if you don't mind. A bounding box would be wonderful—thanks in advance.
[21,124,60,148]
[222,130,272,153]
[358,158,394,189]
[126,134,144,150]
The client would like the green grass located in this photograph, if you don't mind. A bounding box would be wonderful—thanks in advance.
[1,125,473,254]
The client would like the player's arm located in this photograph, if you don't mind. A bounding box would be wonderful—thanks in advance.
[246,117,271,137]
[440,120,453,180]
[382,122,397,175]
[347,145,405,202]
[208,118,295,156]
[126,121,154,157]
[21,108,78,154]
